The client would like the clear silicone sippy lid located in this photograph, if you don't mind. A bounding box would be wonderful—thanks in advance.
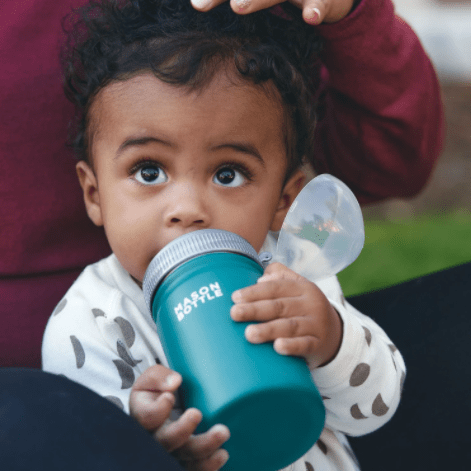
[274,174,365,281]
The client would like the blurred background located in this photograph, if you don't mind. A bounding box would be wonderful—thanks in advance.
[339,0,471,296]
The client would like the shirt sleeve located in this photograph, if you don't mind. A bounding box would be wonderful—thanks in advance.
[311,0,444,204]
[311,278,406,437]
[41,267,159,414]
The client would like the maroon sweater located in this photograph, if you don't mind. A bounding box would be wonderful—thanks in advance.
[0,0,443,367]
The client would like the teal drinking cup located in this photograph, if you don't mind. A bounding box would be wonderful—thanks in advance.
[143,229,325,471]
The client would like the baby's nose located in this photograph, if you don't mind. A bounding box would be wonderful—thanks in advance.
[164,184,209,228]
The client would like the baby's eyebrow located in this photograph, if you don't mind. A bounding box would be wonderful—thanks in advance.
[115,137,266,167]
[115,136,171,159]
[211,142,265,167]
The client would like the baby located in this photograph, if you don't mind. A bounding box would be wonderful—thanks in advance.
[42,1,405,470]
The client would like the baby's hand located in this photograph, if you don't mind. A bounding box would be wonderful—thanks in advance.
[191,0,357,25]
[130,365,230,471]
[230,262,342,368]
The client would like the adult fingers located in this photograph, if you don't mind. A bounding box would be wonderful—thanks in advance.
[190,0,285,14]
[297,0,356,25]
[189,0,325,23]
[190,0,225,11]
[190,0,354,23]
[229,0,284,14]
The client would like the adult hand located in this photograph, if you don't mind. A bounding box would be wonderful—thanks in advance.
[190,0,357,25]
[130,365,230,471]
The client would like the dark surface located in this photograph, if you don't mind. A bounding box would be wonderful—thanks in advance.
[348,261,471,469]
[0,369,184,471]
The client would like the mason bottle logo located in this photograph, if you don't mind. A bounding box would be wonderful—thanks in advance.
[174,282,223,321]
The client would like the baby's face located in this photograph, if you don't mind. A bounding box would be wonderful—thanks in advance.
[77,72,303,282]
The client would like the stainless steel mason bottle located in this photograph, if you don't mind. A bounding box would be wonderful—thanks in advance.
[143,229,325,471]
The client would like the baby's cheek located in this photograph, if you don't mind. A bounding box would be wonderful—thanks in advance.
[109,235,148,282]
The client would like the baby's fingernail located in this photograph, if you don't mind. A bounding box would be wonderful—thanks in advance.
[231,290,242,302]
[245,325,259,342]
[234,0,251,11]
[191,0,212,9]
[304,7,321,25]
[217,449,230,467]
[186,407,203,424]
[231,304,243,319]
[210,424,231,441]
[274,339,288,355]
[165,373,181,388]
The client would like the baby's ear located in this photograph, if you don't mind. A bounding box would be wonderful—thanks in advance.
[76,161,104,227]
[270,169,306,232]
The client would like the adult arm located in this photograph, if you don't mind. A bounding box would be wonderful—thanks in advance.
[313,0,444,203]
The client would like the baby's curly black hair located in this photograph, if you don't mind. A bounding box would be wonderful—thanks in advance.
[62,0,323,179]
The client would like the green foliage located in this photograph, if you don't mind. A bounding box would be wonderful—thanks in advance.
[338,210,471,296]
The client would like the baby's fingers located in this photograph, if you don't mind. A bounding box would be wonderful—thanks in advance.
[231,294,310,323]
[130,390,176,431]
[175,423,230,461]
[130,365,182,430]
[245,316,316,344]
[155,408,203,452]
[132,364,182,393]
[158,412,230,469]
[274,336,318,358]
[186,448,230,471]
[232,278,306,305]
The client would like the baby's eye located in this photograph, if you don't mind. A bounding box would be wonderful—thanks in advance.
[134,164,168,185]
[213,167,246,187]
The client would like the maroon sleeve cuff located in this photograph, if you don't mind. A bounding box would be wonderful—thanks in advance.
[315,0,393,42]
